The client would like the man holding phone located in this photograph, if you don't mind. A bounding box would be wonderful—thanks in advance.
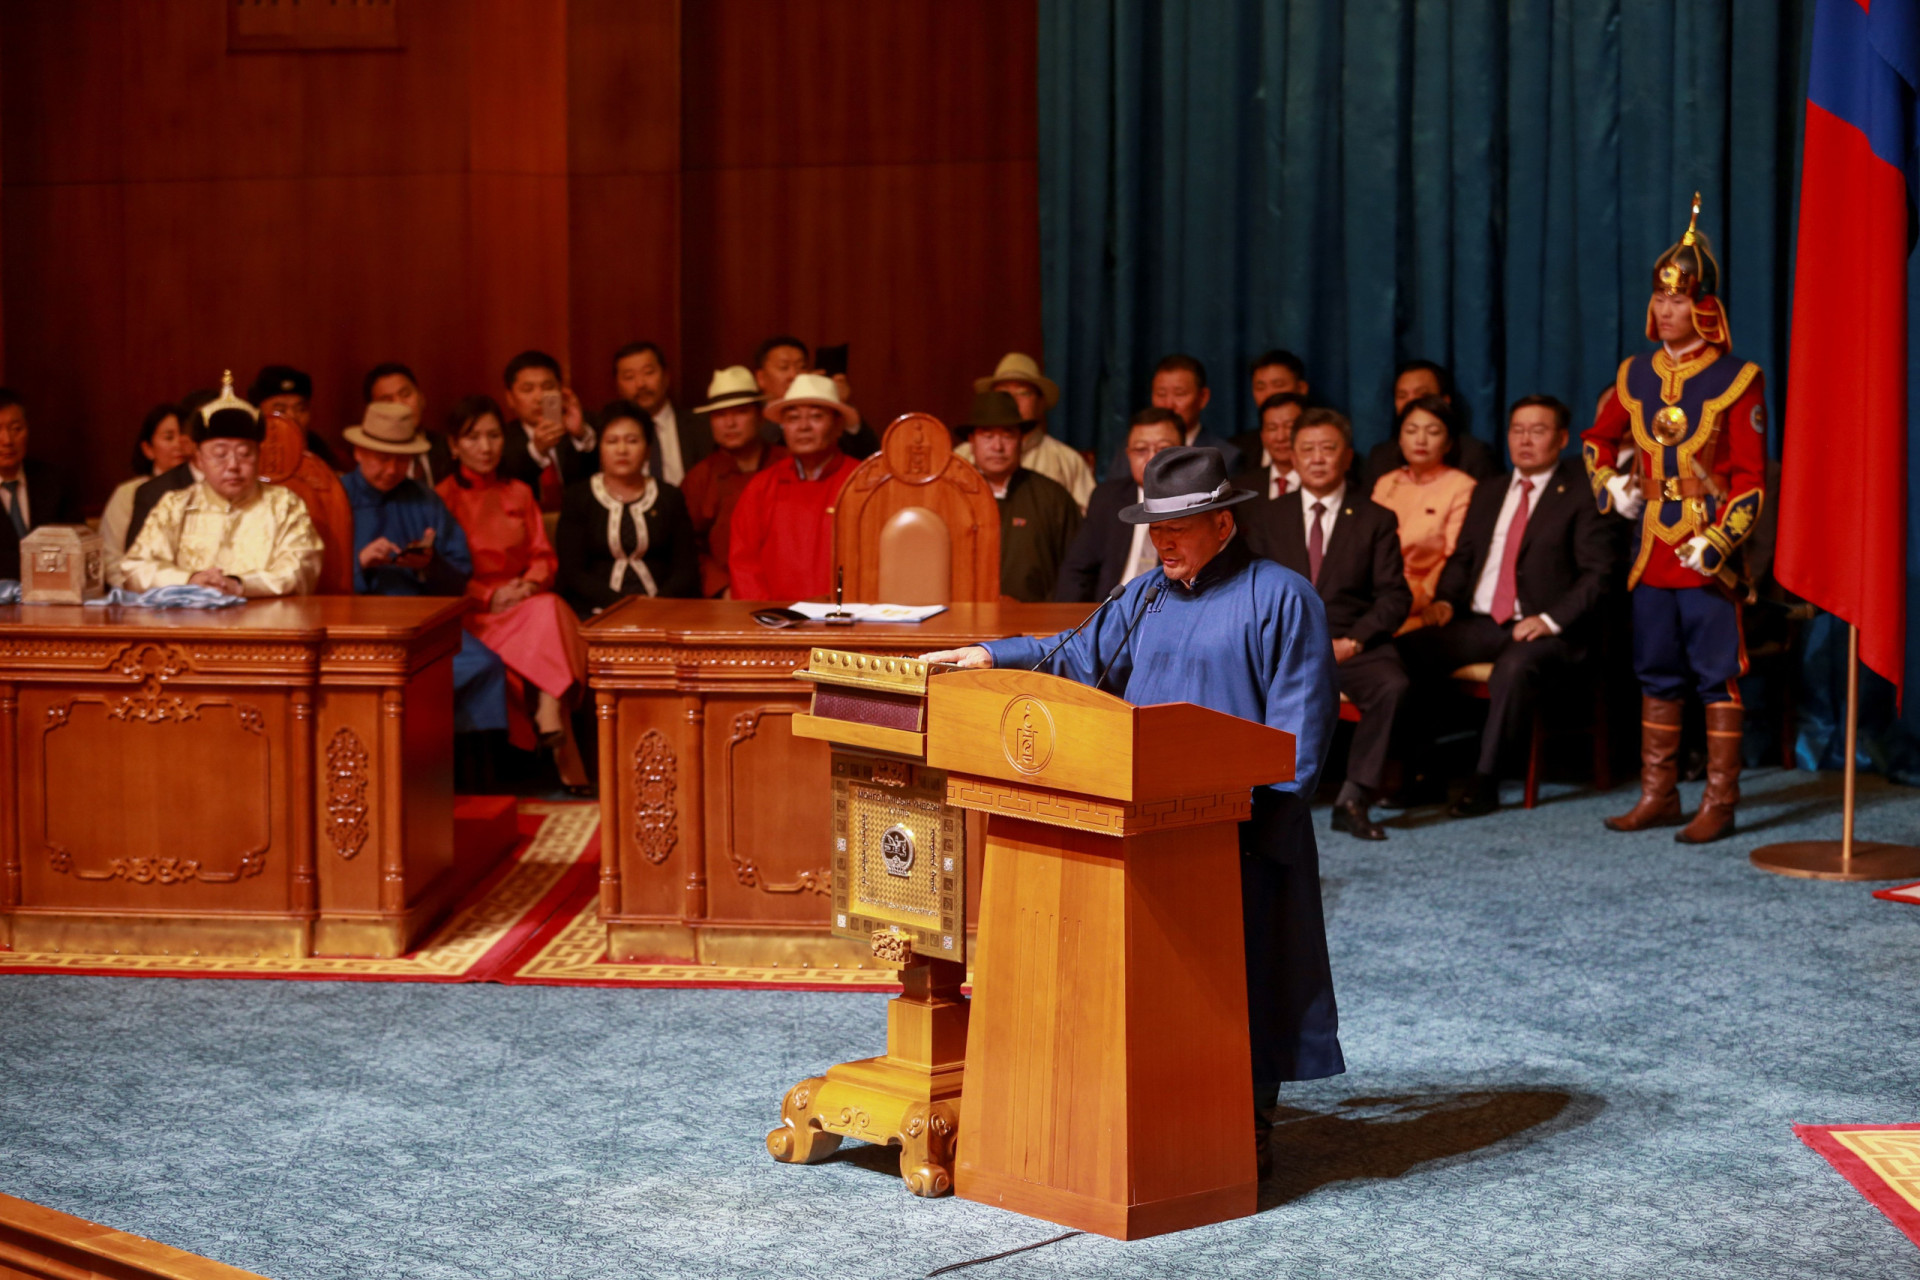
[498,349,597,509]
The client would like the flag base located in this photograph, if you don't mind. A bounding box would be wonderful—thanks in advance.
[1750,841,1920,882]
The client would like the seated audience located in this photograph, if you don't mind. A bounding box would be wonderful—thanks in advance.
[1395,395,1613,817]
[126,386,219,550]
[436,394,590,789]
[1105,354,1242,479]
[613,341,707,486]
[247,365,340,469]
[1233,392,1308,497]
[341,403,508,735]
[0,388,82,582]
[959,390,1082,602]
[728,374,860,600]
[1244,409,1411,840]
[1229,349,1310,466]
[1371,395,1476,630]
[752,335,878,459]
[954,353,1094,511]
[498,350,596,510]
[1055,407,1184,601]
[680,367,786,597]
[101,402,194,587]
[1361,360,1498,487]
[555,401,699,616]
[365,362,453,487]
[122,378,322,597]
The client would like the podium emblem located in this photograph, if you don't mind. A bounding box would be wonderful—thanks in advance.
[880,824,916,877]
[999,696,1056,775]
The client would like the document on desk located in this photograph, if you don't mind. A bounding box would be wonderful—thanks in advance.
[787,602,949,623]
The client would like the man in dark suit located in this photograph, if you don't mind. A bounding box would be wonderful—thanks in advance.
[1229,349,1310,470]
[499,349,598,509]
[1397,394,1616,817]
[1104,354,1243,480]
[614,340,711,485]
[0,389,82,580]
[365,362,455,488]
[1244,408,1412,839]
[1362,359,1500,488]
[1055,408,1184,601]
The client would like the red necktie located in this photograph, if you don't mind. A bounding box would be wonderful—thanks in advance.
[1491,478,1533,624]
[539,460,565,512]
[1307,500,1326,585]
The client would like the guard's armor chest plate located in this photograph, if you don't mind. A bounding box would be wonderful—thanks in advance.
[1618,348,1757,543]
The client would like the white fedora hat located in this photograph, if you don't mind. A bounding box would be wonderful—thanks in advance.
[696,366,766,415]
[764,372,859,428]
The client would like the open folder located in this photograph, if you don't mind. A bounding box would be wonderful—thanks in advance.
[786,602,948,623]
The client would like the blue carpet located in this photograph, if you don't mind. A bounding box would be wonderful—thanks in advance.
[3,767,1919,1279]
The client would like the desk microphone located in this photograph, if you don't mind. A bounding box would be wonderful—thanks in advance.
[1093,581,1164,694]
[1033,581,1126,671]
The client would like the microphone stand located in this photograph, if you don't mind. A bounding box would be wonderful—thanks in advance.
[1093,581,1163,694]
[1032,581,1126,670]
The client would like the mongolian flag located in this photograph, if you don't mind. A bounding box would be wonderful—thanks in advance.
[1778,0,1920,695]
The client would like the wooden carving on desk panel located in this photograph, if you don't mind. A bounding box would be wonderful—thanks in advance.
[832,414,1001,604]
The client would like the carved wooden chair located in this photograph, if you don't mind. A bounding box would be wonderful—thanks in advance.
[259,419,355,593]
[831,413,1000,604]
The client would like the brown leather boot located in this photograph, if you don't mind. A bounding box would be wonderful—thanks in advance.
[1604,696,1684,830]
[1677,701,1742,844]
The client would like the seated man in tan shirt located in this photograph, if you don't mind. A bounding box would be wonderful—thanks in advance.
[122,373,324,598]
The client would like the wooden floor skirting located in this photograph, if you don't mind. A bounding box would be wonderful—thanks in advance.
[0,1193,267,1280]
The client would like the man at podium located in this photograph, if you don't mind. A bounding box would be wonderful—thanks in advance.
[924,446,1343,1176]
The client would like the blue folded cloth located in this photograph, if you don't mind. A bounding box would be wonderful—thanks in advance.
[0,580,247,609]
[86,584,249,609]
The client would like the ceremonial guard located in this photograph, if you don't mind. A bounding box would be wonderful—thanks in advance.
[1583,196,1766,844]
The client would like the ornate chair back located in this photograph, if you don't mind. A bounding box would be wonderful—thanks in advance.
[831,414,1000,604]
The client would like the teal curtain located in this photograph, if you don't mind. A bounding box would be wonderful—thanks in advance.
[1039,0,1813,467]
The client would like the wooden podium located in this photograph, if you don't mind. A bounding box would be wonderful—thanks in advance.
[926,667,1295,1241]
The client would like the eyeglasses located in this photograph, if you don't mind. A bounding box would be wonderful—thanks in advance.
[1508,423,1562,440]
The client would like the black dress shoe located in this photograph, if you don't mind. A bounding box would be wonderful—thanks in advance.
[1331,799,1387,840]
[1448,773,1500,818]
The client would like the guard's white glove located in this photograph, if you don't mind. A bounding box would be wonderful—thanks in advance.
[1605,472,1645,521]
[1676,535,1713,574]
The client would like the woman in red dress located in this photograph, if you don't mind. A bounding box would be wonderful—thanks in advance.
[436,394,590,790]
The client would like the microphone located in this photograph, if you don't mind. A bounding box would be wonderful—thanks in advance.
[1093,581,1164,694]
[1033,581,1126,671]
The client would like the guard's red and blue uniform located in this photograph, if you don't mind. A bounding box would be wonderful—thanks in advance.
[1583,342,1767,703]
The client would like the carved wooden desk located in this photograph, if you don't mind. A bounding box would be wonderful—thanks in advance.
[583,599,1091,965]
[0,598,468,959]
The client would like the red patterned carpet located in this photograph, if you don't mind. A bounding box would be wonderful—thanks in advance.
[1796,1125,1920,1249]
[0,801,899,990]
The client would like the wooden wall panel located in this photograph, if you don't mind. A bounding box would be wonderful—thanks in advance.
[680,0,1041,433]
[566,0,681,409]
[0,0,1039,507]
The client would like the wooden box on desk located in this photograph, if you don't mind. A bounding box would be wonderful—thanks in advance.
[926,667,1293,1241]
[19,525,106,604]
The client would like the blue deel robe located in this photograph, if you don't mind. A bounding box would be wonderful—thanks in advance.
[342,471,508,734]
[981,535,1344,1086]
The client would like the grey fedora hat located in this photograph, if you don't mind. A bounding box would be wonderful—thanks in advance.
[1118,446,1258,524]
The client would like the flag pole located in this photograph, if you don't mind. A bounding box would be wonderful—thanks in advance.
[1751,624,1920,882]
